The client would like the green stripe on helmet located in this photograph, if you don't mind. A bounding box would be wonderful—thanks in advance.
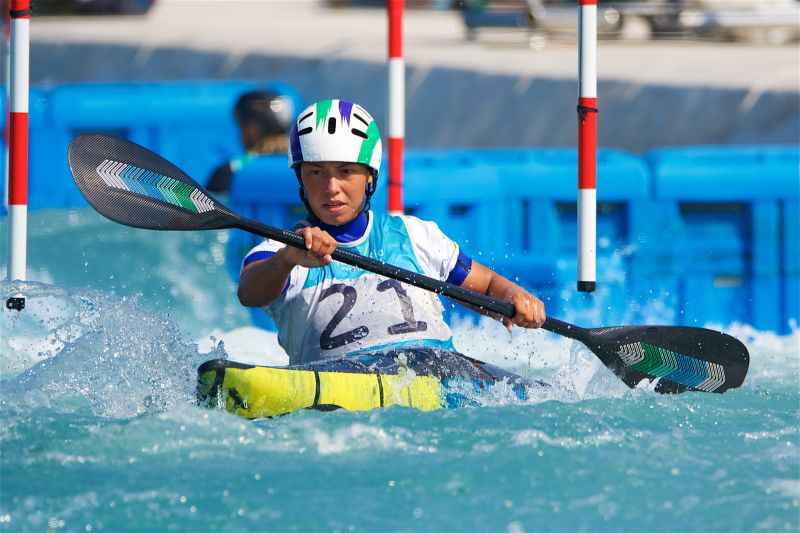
[357,121,380,168]
[315,99,332,130]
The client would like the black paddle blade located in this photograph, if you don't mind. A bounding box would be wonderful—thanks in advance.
[68,134,234,231]
[584,325,749,394]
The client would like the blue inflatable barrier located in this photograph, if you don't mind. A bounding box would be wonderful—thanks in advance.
[17,80,304,211]
[784,200,800,330]
[646,145,799,332]
[432,148,656,325]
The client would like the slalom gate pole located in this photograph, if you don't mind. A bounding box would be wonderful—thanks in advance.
[387,0,404,215]
[5,0,29,312]
[3,1,9,208]
[577,0,597,293]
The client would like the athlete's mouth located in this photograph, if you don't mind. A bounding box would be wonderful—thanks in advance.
[323,201,347,210]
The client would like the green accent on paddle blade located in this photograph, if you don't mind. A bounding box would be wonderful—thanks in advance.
[177,182,199,212]
[632,343,679,377]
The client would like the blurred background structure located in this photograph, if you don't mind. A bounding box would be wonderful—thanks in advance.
[21,0,799,150]
[2,0,799,332]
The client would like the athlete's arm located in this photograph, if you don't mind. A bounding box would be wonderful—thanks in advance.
[238,227,337,307]
[460,261,546,330]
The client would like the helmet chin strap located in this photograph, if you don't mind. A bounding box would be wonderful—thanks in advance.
[295,169,377,224]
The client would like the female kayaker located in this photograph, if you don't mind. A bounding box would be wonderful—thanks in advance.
[237,99,546,366]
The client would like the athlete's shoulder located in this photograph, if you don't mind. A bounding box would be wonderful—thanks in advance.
[393,213,454,244]
[242,238,285,269]
[379,213,459,280]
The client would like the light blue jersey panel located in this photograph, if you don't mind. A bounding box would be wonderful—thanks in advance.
[244,211,461,365]
[302,212,422,288]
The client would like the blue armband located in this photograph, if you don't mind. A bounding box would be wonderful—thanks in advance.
[242,250,275,269]
[446,250,473,286]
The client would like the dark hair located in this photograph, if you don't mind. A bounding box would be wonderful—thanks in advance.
[234,90,292,136]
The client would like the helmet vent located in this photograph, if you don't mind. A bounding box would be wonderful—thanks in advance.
[327,117,337,134]
[353,113,369,126]
[351,128,368,139]
[298,127,312,136]
[298,110,314,123]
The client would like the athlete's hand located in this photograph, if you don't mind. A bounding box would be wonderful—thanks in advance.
[503,289,546,332]
[281,226,337,268]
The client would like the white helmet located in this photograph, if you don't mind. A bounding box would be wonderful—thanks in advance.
[288,99,382,176]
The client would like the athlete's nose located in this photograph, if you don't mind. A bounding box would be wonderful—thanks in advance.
[323,174,342,195]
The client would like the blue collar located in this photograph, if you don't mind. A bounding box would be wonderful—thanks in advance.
[308,211,369,244]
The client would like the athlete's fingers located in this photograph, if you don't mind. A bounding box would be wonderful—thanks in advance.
[511,292,530,326]
[305,228,326,257]
[520,296,545,328]
[509,291,545,329]
[298,227,313,250]
[319,231,337,257]
[310,236,327,258]
[532,298,546,327]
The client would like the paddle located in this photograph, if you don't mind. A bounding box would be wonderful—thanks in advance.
[67,134,749,394]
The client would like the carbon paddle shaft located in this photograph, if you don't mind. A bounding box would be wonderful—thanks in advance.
[243,214,590,339]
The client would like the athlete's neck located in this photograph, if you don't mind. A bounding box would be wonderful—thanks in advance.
[309,211,369,244]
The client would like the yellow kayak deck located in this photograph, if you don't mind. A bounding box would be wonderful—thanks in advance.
[197,358,445,418]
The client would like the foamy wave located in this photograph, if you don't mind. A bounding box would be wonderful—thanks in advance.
[512,428,626,449]
[1,281,212,419]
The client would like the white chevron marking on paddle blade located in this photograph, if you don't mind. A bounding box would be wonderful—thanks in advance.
[190,188,215,213]
[96,159,129,191]
[157,175,180,206]
[696,362,725,392]
[617,343,645,366]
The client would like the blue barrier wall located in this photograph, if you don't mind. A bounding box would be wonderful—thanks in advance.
[0,80,305,211]
[645,146,800,332]
[0,82,796,332]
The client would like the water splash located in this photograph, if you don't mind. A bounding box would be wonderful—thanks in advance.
[1,281,217,419]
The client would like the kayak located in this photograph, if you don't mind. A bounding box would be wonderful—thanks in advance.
[196,349,549,418]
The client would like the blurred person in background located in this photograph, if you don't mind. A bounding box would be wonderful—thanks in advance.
[206,90,293,194]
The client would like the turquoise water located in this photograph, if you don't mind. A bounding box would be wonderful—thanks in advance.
[1,209,799,532]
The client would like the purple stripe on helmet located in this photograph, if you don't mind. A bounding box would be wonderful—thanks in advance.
[289,124,303,165]
[339,100,354,126]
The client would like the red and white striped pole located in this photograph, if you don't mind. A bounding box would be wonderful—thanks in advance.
[3,1,10,208]
[6,0,29,298]
[577,0,597,293]
[387,0,404,215]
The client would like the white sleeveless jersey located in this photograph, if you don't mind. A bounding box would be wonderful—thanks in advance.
[242,211,461,365]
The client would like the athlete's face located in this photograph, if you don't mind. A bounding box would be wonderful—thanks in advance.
[300,162,373,225]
